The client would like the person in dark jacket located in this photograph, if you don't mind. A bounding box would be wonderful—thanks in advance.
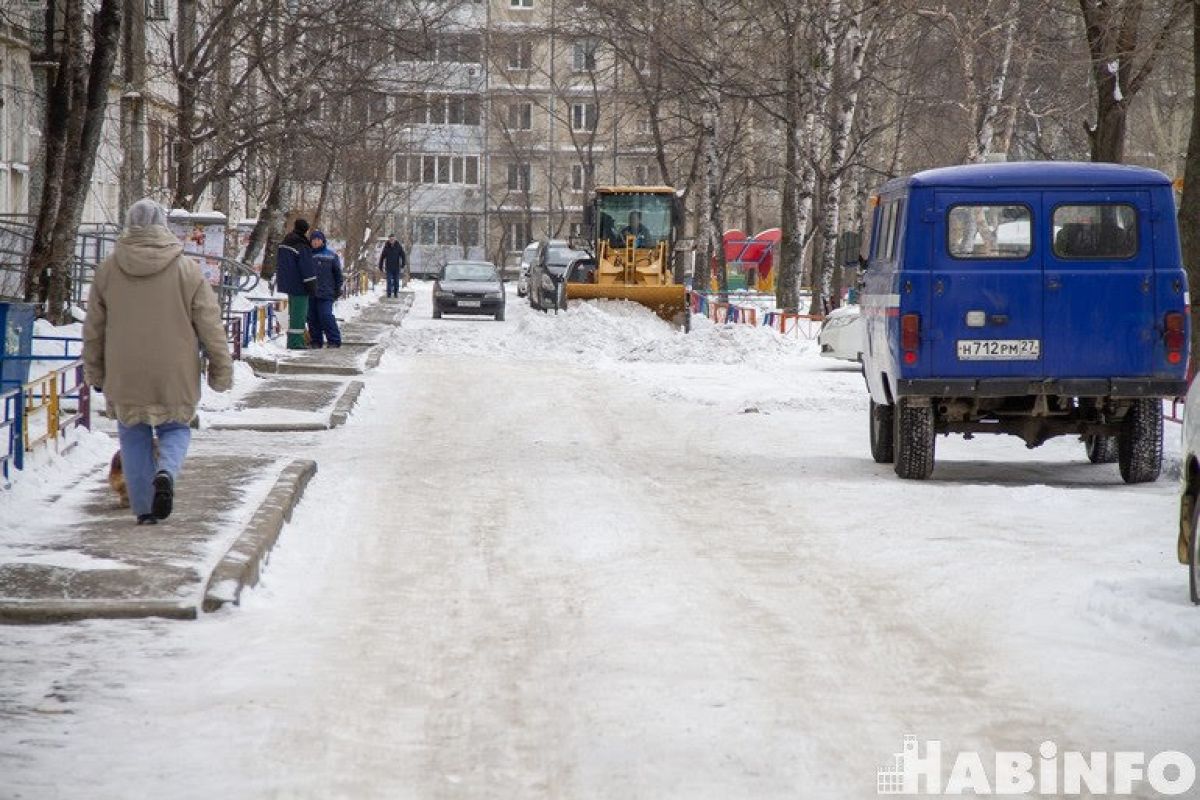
[379,234,406,297]
[307,229,344,348]
[276,218,317,349]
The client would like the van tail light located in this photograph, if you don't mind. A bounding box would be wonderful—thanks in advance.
[1165,312,1186,365]
[901,313,920,364]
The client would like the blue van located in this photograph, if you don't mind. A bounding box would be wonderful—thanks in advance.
[858,162,1189,481]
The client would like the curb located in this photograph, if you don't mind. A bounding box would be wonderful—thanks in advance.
[0,599,196,625]
[330,380,365,428]
[205,380,364,432]
[244,354,365,377]
[365,344,385,371]
[202,459,317,612]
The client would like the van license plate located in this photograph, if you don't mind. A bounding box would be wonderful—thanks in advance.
[458,300,481,308]
[957,339,1040,360]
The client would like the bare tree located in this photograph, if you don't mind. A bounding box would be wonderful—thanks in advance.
[25,0,123,323]
[1077,0,1189,162]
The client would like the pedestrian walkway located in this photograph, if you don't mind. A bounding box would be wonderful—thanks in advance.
[243,296,411,376]
[0,291,412,623]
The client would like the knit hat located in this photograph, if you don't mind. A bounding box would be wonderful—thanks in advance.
[310,229,326,244]
[293,218,310,235]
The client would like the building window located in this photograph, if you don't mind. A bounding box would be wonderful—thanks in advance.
[510,0,533,7]
[572,40,597,71]
[507,40,532,70]
[571,164,585,191]
[425,96,447,125]
[508,102,532,131]
[571,103,597,133]
[416,217,437,245]
[507,163,531,191]
[439,33,482,64]
[146,0,167,20]
[462,217,481,247]
[633,165,649,184]
[402,154,480,185]
[507,221,533,250]
[448,97,465,125]
[437,216,459,245]
[368,93,388,124]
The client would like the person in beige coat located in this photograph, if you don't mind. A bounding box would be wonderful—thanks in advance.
[83,198,233,525]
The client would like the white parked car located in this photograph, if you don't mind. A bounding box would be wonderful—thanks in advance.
[817,304,864,363]
[516,242,538,298]
[1177,383,1200,604]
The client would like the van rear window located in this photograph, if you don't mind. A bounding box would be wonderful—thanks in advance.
[947,205,1031,259]
[1052,204,1137,259]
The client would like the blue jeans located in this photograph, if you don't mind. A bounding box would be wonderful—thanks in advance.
[307,297,341,347]
[385,268,400,297]
[116,421,191,518]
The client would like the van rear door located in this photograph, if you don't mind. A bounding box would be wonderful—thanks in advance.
[1041,192,1154,377]
[929,194,1043,377]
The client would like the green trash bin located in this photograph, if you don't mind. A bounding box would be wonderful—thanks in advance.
[0,302,35,393]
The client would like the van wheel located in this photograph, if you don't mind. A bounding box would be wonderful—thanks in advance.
[894,400,935,480]
[1084,435,1119,464]
[1118,399,1162,484]
[869,400,895,464]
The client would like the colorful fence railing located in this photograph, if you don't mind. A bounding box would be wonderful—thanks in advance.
[761,310,826,338]
[2,360,90,484]
[690,292,826,336]
[689,292,762,326]
[342,269,373,298]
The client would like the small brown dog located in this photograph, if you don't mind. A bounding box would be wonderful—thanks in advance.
[109,442,160,508]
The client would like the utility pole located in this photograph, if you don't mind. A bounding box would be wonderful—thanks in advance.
[119,0,147,221]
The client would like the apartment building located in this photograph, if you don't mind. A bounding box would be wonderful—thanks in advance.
[0,4,40,219]
[387,0,663,272]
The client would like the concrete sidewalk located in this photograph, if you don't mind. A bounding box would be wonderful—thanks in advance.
[0,291,411,624]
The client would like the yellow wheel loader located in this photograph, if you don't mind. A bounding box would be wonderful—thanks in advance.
[566,185,690,330]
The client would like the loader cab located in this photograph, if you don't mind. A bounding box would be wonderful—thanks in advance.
[858,161,1189,481]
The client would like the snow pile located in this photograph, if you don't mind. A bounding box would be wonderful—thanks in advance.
[198,360,262,414]
[0,427,112,507]
[393,295,816,369]
[26,318,84,385]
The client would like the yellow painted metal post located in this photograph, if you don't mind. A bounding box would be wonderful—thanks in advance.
[49,375,59,442]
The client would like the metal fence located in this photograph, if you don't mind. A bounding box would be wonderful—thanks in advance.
[2,360,91,485]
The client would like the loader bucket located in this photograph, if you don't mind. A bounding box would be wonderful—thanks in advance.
[566,282,689,329]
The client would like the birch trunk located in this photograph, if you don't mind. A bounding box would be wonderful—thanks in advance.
[817,4,868,312]
[968,5,1017,162]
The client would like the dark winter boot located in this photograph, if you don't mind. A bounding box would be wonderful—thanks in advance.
[152,471,174,520]
[137,514,158,525]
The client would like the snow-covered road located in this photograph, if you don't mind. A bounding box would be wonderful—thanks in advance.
[1,285,1197,798]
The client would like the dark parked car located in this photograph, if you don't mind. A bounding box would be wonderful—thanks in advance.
[433,260,506,321]
[528,242,589,312]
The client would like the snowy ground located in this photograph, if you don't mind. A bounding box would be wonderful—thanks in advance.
[0,283,1196,799]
